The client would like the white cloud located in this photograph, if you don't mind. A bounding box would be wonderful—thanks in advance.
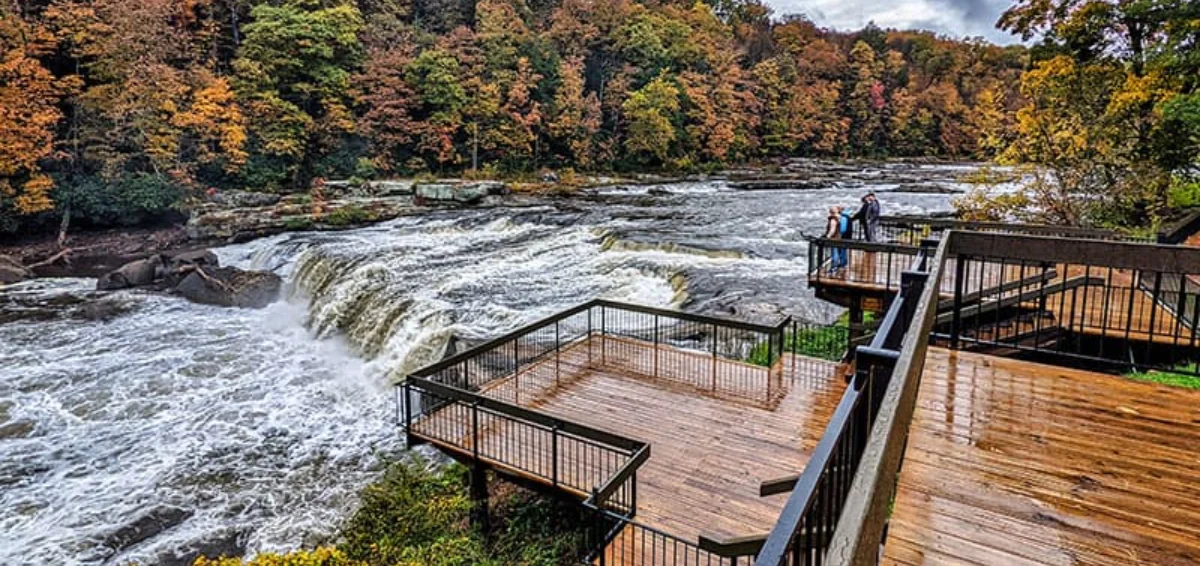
[764,0,1023,44]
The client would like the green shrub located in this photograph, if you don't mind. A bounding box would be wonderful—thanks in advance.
[325,205,372,226]
[746,311,875,366]
[338,458,585,566]
[1167,178,1200,210]
[53,173,182,227]
[284,217,314,231]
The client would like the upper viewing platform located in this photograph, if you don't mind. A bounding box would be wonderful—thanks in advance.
[398,223,1200,566]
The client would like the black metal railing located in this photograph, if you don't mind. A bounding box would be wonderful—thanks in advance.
[399,299,853,565]
[404,377,647,514]
[755,252,931,566]
[1157,209,1200,244]
[589,300,789,403]
[404,300,794,408]
[584,504,757,566]
[860,216,1152,244]
[811,231,1200,566]
[807,238,923,293]
[936,232,1200,376]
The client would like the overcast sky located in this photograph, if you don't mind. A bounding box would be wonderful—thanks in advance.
[765,0,1021,44]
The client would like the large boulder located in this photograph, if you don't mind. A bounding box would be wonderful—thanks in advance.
[415,181,505,205]
[0,255,31,284]
[165,249,219,272]
[175,267,281,309]
[370,180,415,196]
[96,255,164,290]
[208,190,280,208]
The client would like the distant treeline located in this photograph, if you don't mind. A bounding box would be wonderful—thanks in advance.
[0,0,1028,233]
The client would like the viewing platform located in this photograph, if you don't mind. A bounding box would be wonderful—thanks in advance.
[398,225,1200,566]
[883,348,1200,565]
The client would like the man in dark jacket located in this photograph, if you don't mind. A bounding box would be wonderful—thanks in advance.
[852,192,881,242]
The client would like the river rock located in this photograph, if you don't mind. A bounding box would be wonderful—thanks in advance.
[208,190,280,208]
[415,181,505,204]
[101,506,194,555]
[885,183,963,194]
[166,249,219,272]
[97,255,164,291]
[370,180,415,196]
[0,254,31,284]
[728,178,824,191]
[175,267,281,308]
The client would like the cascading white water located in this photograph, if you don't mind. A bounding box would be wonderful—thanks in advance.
[0,171,971,565]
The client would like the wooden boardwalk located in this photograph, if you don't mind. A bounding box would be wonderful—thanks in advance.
[884,348,1200,566]
[811,251,1189,345]
[411,335,848,550]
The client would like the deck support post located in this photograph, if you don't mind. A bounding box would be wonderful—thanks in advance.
[469,462,490,534]
[848,301,865,345]
[402,381,414,448]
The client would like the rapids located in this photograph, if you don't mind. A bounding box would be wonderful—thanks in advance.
[0,168,974,565]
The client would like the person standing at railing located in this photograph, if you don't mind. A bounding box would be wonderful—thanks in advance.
[852,192,881,242]
[826,206,849,274]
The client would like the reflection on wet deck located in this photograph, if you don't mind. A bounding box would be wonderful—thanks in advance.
[431,335,848,543]
[884,348,1200,566]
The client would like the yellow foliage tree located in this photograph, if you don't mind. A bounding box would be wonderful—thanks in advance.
[0,12,66,215]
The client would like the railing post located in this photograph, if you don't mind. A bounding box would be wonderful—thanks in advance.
[631,470,638,515]
[601,306,607,366]
[402,381,414,448]
[555,320,560,386]
[551,424,559,487]
[951,256,966,349]
[900,270,929,329]
[711,322,719,391]
[471,400,480,460]
[513,340,520,404]
[653,314,660,378]
[587,306,594,365]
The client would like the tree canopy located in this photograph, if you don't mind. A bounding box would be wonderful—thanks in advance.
[961,0,1200,227]
[1,0,1031,234]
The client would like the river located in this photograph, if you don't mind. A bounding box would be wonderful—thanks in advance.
[0,165,976,565]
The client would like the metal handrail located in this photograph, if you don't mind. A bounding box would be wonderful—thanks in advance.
[755,252,929,566]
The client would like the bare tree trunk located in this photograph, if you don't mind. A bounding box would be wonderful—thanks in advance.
[57,206,70,249]
[472,124,479,172]
[230,0,241,47]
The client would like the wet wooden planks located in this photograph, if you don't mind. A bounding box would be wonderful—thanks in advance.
[412,335,848,550]
[883,348,1200,566]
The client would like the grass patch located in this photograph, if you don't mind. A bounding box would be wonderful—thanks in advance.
[195,456,587,566]
[1126,364,1200,390]
[746,311,878,366]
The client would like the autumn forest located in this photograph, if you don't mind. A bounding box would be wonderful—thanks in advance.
[1,0,1198,235]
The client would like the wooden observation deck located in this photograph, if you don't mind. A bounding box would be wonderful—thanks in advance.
[884,348,1200,566]
[398,228,1200,566]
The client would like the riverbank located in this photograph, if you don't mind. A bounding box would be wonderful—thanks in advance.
[1,159,986,281]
